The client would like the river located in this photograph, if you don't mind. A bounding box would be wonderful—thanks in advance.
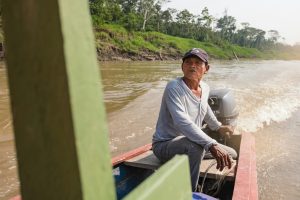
[1,60,300,199]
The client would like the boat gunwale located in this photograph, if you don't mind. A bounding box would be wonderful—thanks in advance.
[112,143,152,166]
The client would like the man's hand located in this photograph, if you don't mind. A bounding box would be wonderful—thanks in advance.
[209,144,232,171]
[217,125,234,139]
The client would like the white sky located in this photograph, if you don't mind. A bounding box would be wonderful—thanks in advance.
[163,0,300,45]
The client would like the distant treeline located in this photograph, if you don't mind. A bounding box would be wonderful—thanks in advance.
[89,0,298,52]
[0,1,299,60]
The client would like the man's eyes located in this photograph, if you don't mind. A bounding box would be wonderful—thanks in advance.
[186,61,203,66]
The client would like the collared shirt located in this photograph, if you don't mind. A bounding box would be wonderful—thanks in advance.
[152,77,221,151]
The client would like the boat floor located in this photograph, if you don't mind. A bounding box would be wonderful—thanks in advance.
[124,150,236,181]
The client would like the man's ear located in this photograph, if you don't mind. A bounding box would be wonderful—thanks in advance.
[181,63,184,71]
[206,64,210,71]
[204,64,210,74]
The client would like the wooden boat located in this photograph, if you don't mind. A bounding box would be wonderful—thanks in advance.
[112,89,258,200]
[112,132,258,200]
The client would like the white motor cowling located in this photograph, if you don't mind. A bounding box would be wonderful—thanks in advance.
[208,88,239,128]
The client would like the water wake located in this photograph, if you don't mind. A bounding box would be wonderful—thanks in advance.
[211,60,300,133]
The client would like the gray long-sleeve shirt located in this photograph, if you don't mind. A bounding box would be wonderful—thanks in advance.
[152,77,221,151]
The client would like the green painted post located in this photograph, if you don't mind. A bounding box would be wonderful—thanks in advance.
[3,0,193,199]
[124,155,192,200]
[2,0,115,199]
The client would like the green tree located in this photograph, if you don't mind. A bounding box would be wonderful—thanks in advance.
[160,8,176,33]
[176,9,194,37]
[193,7,215,42]
[89,0,122,25]
[199,7,214,29]
[118,0,139,14]
[137,0,169,31]
[121,12,141,31]
[216,10,236,41]
[147,3,163,31]
[268,29,281,42]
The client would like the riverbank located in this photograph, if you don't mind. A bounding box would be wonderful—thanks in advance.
[94,24,289,61]
[1,24,299,62]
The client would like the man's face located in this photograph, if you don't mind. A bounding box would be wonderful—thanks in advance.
[182,56,208,80]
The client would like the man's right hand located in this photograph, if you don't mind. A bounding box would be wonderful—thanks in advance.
[217,125,234,139]
[209,144,232,171]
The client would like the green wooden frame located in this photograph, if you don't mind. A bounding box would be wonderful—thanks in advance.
[124,155,192,200]
[2,0,192,199]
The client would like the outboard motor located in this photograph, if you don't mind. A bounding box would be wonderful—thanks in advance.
[208,88,239,128]
[204,88,239,145]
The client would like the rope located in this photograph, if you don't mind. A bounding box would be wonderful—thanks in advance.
[199,160,217,193]
[199,159,236,197]
[210,162,236,197]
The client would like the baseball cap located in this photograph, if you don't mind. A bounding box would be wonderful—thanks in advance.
[182,48,209,63]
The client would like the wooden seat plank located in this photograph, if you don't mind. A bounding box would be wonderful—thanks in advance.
[124,150,236,181]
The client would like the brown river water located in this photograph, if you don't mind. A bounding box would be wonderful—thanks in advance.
[1,60,300,199]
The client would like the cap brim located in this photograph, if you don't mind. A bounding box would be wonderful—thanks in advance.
[182,53,208,63]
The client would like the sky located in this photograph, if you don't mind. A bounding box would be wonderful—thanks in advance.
[162,0,300,45]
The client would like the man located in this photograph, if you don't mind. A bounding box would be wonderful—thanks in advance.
[152,48,237,191]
